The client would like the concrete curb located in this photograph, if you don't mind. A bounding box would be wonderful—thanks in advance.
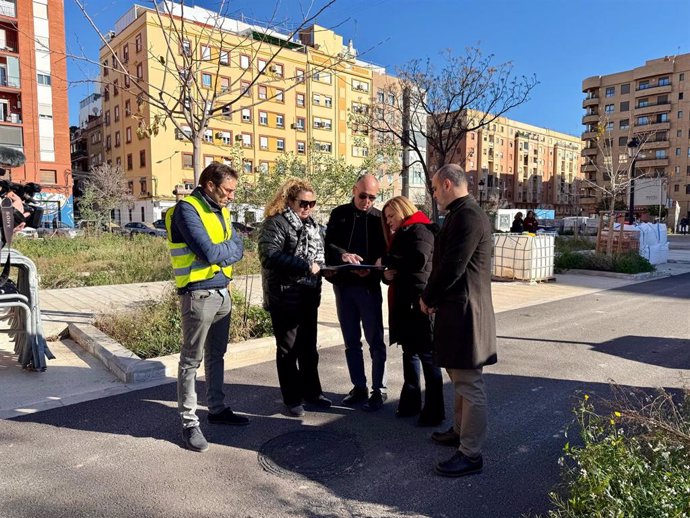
[562,269,669,280]
[67,322,346,384]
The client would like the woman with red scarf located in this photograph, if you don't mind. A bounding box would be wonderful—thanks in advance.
[380,196,445,426]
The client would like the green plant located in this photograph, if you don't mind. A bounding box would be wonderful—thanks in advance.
[555,236,595,254]
[541,392,690,517]
[612,252,655,274]
[95,286,272,359]
[555,251,654,275]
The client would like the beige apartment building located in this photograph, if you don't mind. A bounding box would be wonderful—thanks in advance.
[581,54,690,227]
[99,2,384,224]
[430,112,583,216]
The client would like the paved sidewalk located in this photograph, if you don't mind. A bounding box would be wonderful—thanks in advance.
[2,257,689,419]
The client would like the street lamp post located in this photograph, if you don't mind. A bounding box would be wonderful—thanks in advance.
[627,137,640,225]
[478,179,485,207]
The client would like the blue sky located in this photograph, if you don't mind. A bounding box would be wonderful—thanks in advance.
[65,0,690,135]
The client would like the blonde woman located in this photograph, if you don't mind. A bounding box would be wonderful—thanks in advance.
[381,196,445,426]
[258,178,331,417]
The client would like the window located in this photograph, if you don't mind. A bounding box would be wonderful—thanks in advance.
[241,81,251,97]
[136,64,143,80]
[242,108,251,122]
[105,110,111,126]
[103,59,108,77]
[296,69,305,83]
[37,73,51,85]
[202,73,212,88]
[105,135,111,150]
[219,132,231,145]
[39,170,57,184]
[638,98,649,108]
[377,91,384,103]
[324,95,332,108]
[276,138,284,151]
[258,85,267,100]
[638,80,649,90]
[297,141,305,154]
[606,122,613,131]
[135,33,142,53]
[181,153,193,169]
[679,111,684,119]
[312,93,321,106]
[619,119,629,129]
[259,111,268,125]
[126,127,132,143]
[203,130,213,143]
[122,44,129,63]
[125,100,131,116]
[221,104,232,118]
[126,154,133,170]
[296,93,305,107]
[680,92,684,100]
[314,71,332,84]
[658,77,670,86]
[352,79,369,92]
[658,113,669,123]
[243,160,252,175]
[114,105,120,122]
[657,150,668,159]
[124,75,130,88]
[295,117,305,131]
[140,179,147,194]
[114,131,120,147]
[201,46,211,60]
[257,59,267,72]
[604,104,614,113]
[276,114,284,128]
[220,50,229,65]
[680,73,685,81]
[618,136,627,146]
[275,89,284,102]
[620,101,629,112]
[241,133,252,147]
[240,54,250,69]
[181,40,191,56]
[621,83,630,94]
[605,86,615,97]
[260,136,269,150]
[637,116,649,126]
[270,63,283,77]
[139,150,146,167]
[220,76,229,92]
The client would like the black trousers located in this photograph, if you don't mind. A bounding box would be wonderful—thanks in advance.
[270,297,323,406]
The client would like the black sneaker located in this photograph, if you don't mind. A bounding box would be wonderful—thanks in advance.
[182,426,208,452]
[208,408,250,426]
[341,386,369,406]
[435,451,483,477]
[362,390,387,411]
[431,426,460,447]
[305,395,332,409]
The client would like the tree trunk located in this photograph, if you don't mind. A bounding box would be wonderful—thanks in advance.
[193,134,203,185]
[606,208,615,256]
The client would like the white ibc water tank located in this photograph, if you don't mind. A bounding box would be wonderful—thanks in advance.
[492,234,555,281]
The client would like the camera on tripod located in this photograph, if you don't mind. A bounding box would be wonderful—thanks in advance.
[0,145,44,231]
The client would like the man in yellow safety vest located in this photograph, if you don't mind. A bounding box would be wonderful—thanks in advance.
[166,162,247,452]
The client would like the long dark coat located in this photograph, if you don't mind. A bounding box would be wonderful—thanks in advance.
[421,196,497,369]
[382,216,436,350]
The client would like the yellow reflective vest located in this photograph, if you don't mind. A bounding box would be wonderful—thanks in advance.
[165,194,233,289]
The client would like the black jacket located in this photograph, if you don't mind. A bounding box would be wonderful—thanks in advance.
[422,196,497,369]
[324,201,386,288]
[258,213,322,312]
[382,219,437,348]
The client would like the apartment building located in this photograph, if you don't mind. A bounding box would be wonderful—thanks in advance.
[581,54,690,226]
[0,0,72,224]
[429,111,582,215]
[99,3,381,224]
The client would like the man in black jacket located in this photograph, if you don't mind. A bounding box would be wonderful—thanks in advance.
[325,174,387,410]
[421,164,497,477]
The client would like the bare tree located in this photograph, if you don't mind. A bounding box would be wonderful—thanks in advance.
[78,163,134,231]
[74,0,343,183]
[352,47,537,220]
[581,114,657,254]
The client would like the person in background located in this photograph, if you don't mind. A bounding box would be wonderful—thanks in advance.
[325,174,387,411]
[380,196,444,426]
[510,212,524,233]
[421,164,497,478]
[523,210,539,233]
[258,178,331,417]
[165,162,247,453]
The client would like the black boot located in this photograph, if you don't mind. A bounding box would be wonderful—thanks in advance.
[395,386,421,417]
[418,376,445,427]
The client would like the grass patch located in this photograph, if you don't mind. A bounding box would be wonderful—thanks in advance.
[555,251,654,274]
[95,286,273,359]
[14,233,261,289]
[539,390,690,517]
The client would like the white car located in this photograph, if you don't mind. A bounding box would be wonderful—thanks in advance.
[37,222,84,239]
[122,222,167,237]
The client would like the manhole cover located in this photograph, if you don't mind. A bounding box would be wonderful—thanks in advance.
[258,430,363,479]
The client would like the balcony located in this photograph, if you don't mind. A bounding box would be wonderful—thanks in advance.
[582,97,599,108]
[581,129,599,140]
[633,121,670,133]
[636,157,669,168]
[581,147,598,157]
[582,113,600,124]
[643,140,670,150]
[582,164,598,173]
[634,84,672,97]
[634,102,671,117]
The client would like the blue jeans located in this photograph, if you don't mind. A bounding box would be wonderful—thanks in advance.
[178,288,231,428]
[333,284,386,391]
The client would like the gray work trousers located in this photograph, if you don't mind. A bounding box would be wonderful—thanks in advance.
[446,368,488,458]
[178,288,231,428]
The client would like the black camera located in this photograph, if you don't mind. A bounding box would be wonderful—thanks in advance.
[0,145,44,230]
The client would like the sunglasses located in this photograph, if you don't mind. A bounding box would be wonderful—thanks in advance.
[358,193,377,201]
[297,199,317,209]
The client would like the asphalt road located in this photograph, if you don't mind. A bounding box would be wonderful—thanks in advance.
[1,274,689,518]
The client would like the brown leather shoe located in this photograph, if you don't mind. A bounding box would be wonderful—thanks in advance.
[431,426,460,447]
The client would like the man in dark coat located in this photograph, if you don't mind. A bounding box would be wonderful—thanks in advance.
[325,174,387,411]
[420,164,497,477]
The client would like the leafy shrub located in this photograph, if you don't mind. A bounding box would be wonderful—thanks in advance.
[555,251,654,274]
[555,237,595,254]
[541,391,690,517]
[95,286,272,359]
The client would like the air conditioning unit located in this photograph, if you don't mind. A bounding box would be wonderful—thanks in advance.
[290,123,296,129]
[270,65,279,73]
[106,30,116,42]
[216,132,224,139]
[235,135,243,142]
